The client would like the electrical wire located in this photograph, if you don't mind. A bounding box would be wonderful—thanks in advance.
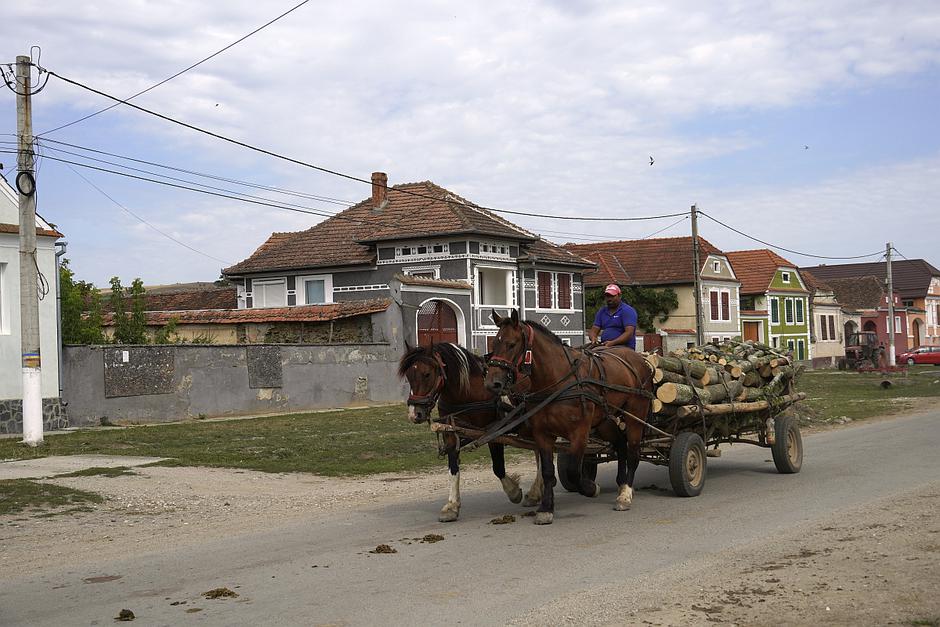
[39,0,313,136]
[40,68,688,223]
[63,163,233,265]
[698,210,885,260]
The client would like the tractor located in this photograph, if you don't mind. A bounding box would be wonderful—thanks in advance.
[841,331,886,370]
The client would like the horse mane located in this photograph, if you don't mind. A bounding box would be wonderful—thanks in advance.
[497,318,565,346]
[397,343,484,394]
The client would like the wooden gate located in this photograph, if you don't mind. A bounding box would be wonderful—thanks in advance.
[417,300,458,346]
[642,333,663,354]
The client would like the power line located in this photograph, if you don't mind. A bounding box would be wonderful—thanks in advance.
[642,215,688,239]
[63,163,233,265]
[40,67,687,223]
[699,210,885,261]
[39,0,313,136]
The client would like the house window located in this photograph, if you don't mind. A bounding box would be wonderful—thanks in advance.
[403,266,440,280]
[772,336,779,348]
[782,271,790,284]
[557,273,572,309]
[770,297,779,324]
[797,339,805,360]
[536,272,572,309]
[479,242,511,256]
[253,278,287,308]
[537,272,553,308]
[787,339,795,352]
[795,298,804,324]
[819,315,828,341]
[300,275,333,305]
[895,315,902,333]
[477,267,512,306]
[785,298,794,324]
[713,261,720,273]
[710,290,720,321]
[828,315,836,341]
[721,291,730,321]
[561,338,571,346]
[395,242,449,260]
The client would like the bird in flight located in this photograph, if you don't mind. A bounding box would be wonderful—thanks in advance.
[803,145,809,150]
[649,156,655,166]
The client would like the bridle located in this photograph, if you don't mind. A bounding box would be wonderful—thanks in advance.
[486,323,535,388]
[406,352,447,410]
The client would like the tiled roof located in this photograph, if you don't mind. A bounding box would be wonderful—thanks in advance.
[224,181,541,275]
[825,276,887,310]
[101,285,237,312]
[799,270,831,293]
[801,259,940,299]
[725,249,805,295]
[520,238,595,268]
[102,298,391,326]
[662,328,696,334]
[396,274,470,289]
[0,222,63,238]
[563,236,723,287]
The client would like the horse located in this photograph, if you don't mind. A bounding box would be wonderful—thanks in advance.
[398,342,545,522]
[484,309,653,525]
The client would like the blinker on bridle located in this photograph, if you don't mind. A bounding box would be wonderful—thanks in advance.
[486,323,535,385]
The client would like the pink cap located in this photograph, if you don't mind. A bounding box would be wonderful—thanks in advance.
[604,284,621,296]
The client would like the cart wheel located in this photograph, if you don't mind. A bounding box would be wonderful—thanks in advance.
[669,432,706,497]
[556,453,599,492]
[771,415,803,474]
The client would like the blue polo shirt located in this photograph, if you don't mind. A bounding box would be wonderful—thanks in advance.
[594,302,638,348]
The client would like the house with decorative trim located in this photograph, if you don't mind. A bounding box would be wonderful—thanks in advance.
[824,276,910,355]
[802,260,940,348]
[223,173,595,353]
[725,249,811,361]
[0,178,67,434]
[800,270,845,368]
[563,236,741,353]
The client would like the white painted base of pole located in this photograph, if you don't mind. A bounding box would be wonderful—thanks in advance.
[22,367,44,447]
[889,346,896,367]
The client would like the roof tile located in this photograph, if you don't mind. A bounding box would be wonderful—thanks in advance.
[563,236,722,287]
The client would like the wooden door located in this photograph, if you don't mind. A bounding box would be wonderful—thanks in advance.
[417,300,458,347]
[743,321,760,342]
[642,333,663,354]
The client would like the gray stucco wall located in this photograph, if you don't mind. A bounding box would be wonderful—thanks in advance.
[62,342,409,426]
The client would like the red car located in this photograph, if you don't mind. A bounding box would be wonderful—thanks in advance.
[898,346,940,365]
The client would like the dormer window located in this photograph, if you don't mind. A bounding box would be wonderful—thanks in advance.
[712,261,720,273]
[395,242,449,260]
[480,242,510,256]
[782,271,791,283]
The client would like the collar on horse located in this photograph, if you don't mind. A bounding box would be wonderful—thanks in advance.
[407,352,448,407]
[486,323,536,385]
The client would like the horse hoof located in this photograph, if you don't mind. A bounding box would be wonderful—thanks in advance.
[592,483,601,498]
[522,496,540,507]
[534,511,554,525]
[438,508,459,523]
[613,501,631,511]
[507,488,524,504]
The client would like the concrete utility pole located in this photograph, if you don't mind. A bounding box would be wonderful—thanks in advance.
[690,204,704,346]
[886,242,896,367]
[16,55,43,446]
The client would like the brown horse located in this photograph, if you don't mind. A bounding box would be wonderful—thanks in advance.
[484,310,653,524]
[399,342,544,522]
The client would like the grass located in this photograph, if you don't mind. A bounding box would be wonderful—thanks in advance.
[0,406,509,476]
[797,366,940,423]
[54,466,136,478]
[0,369,936,477]
[0,479,104,516]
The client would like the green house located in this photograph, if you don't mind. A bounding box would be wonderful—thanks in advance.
[726,249,812,361]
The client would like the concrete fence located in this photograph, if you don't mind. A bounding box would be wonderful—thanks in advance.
[62,343,408,427]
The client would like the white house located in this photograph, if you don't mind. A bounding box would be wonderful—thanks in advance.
[0,177,66,434]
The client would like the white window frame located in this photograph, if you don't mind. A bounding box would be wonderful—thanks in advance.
[478,241,512,257]
[298,274,333,305]
[895,315,902,334]
[475,265,513,308]
[251,277,288,308]
[797,339,805,360]
[781,271,791,284]
[787,339,795,352]
[770,297,779,324]
[402,265,441,280]
[712,261,720,273]
[536,271,575,311]
[785,298,794,324]
[0,262,8,335]
[394,242,450,261]
[795,298,804,324]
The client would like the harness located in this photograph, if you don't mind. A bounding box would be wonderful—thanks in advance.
[406,352,447,409]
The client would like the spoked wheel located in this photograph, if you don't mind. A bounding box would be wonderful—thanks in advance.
[771,415,803,474]
[669,432,706,497]
[557,453,599,492]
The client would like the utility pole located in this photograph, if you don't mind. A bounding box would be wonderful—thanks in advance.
[16,55,43,446]
[691,204,704,346]
[886,242,896,367]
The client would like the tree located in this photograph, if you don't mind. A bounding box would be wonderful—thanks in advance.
[59,258,105,344]
[110,276,148,344]
[585,285,679,333]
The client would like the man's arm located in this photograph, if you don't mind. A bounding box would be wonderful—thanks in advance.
[603,326,635,347]
[588,325,601,343]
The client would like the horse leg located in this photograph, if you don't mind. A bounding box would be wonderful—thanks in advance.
[569,424,600,498]
[523,451,544,507]
[488,442,523,504]
[439,435,461,522]
[534,441,557,525]
[612,430,633,511]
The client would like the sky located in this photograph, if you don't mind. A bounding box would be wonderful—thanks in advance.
[2,0,939,286]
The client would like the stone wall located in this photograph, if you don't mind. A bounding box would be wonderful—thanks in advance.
[0,398,68,435]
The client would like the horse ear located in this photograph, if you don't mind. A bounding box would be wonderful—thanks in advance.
[491,309,502,325]
[510,309,519,325]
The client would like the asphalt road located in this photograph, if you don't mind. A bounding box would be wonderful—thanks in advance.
[3,407,939,626]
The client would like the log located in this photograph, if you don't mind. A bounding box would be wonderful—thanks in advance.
[651,398,663,414]
[676,392,806,418]
[701,366,721,386]
[656,380,743,405]
[725,365,743,379]
[649,355,709,379]
[654,368,705,388]
[742,371,762,388]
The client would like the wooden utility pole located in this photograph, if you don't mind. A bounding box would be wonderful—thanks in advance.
[691,205,704,346]
[16,55,43,446]
[886,242,896,367]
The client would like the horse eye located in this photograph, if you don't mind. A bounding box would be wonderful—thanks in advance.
[422,371,431,379]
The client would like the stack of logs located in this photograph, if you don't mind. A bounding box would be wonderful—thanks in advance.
[646,340,805,419]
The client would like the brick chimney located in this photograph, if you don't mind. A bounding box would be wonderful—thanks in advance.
[371,172,388,209]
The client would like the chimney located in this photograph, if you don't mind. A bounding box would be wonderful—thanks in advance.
[371,172,388,209]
